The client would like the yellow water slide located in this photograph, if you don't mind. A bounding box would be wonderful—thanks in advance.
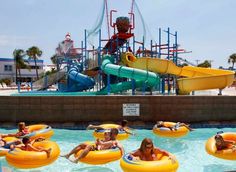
[122,52,235,93]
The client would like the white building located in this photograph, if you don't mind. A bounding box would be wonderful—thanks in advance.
[0,58,44,82]
[43,64,57,72]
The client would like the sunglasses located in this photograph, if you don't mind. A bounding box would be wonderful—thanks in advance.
[145,144,153,149]
[217,131,224,135]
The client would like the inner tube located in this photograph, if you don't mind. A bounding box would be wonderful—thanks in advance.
[153,122,189,138]
[74,142,122,165]
[205,132,236,160]
[120,152,179,172]
[6,140,60,169]
[93,124,130,140]
[22,124,54,140]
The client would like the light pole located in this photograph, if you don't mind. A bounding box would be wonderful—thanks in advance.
[208,60,213,67]
[195,60,200,66]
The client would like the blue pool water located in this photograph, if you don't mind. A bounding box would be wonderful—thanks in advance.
[0,128,236,172]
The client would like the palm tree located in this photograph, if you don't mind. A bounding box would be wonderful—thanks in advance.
[228,53,236,69]
[26,46,42,80]
[50,54,60,71]
[13,49,26,83]
[50,54,57,64]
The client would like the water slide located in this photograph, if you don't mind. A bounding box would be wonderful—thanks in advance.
[98,55,159,94]
[62,65,95,92]
[33,69,66,90]
[122,52,235,93]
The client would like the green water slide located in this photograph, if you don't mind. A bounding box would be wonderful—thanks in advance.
[98,55,160,94]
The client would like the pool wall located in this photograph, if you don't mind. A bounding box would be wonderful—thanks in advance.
[0,96,235,125]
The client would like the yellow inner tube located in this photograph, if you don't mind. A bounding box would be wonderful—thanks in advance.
[120,153,179,172]
[74,142,122,165]
[93,124,129,140]
[24,124,54,140]
[6,140,60,169]
[205,132,236,160]
[153,122,189,138]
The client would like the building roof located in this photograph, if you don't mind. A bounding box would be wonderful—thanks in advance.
[0,58,43,63]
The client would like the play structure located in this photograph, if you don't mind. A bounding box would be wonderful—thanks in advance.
[28,0,234,95]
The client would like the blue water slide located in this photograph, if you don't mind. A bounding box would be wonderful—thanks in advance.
[59,65,95,92]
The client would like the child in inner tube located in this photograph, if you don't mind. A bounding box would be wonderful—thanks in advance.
[2,122,30,138]
[214,134,236,153]
[12,137,51,158]
[155,121,194,131]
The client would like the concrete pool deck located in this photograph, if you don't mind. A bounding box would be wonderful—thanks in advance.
[1,87,236,96]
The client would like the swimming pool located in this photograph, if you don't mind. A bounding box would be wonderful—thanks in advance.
[0,128,235,172]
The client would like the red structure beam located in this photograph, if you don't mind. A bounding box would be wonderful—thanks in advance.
[169,49,185,52]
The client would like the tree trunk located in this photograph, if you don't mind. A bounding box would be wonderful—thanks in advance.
[34,57,39,80]
[18,68,21,84]
[15,64,18,83]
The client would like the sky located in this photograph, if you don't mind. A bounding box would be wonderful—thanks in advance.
[0,0,236,68]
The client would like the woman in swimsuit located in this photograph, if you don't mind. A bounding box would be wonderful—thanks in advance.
[130,138,175,162]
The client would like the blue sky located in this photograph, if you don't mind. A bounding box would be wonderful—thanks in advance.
[0,0,235,68]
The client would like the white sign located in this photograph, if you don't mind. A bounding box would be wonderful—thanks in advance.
[123,104,140,116]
